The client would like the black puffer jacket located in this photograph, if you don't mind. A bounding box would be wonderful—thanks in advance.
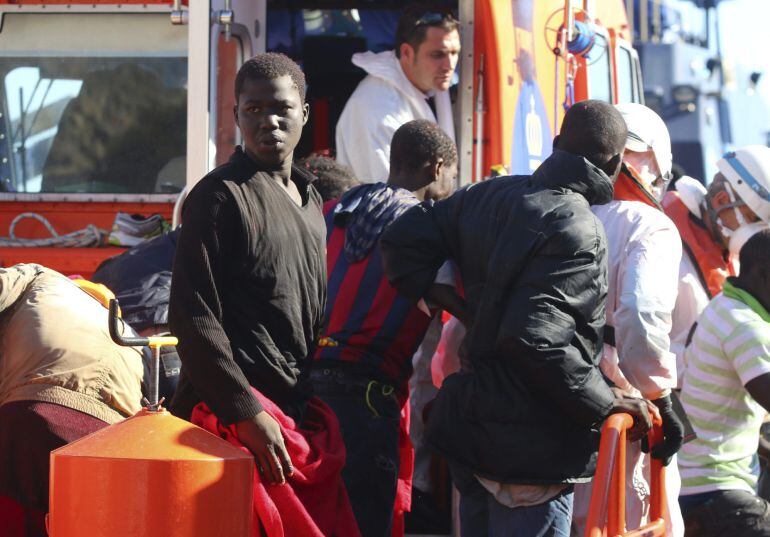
[380,150,617,484]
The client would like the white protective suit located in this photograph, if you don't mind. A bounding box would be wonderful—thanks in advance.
[335,50,456,182]
[667,177,712,383]
[572,200,684,537]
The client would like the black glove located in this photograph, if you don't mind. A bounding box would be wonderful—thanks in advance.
[646,395,685,466]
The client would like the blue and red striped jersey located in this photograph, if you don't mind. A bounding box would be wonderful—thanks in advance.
[315,198,432,396]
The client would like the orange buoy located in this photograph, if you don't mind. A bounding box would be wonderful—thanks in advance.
[48,408,254,537]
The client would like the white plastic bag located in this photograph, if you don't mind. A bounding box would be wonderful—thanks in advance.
[430,315,466,388]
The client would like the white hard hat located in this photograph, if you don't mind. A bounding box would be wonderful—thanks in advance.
[614,103,672,180]
[717,145,770,223]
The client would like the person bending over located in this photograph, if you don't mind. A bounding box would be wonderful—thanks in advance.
[381,100,654,536]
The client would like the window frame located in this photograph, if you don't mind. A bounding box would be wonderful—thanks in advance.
[613,37,643,105]
[614,40,635,104]
[0,3,187,203]
[583,26,613,104]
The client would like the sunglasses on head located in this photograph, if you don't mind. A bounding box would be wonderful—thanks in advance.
[414,11,458,27]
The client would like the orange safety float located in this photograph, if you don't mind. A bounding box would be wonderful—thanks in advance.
[48,298,254,537]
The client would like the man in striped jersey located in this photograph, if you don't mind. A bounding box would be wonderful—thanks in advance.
[311,120,463,536]
[678,228,770,536]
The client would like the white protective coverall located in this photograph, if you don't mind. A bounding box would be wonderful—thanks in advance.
[571,200,684,537]
[335,50,456,182]
[667,176,713,383]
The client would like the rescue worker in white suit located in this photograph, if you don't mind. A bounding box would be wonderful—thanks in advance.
[662,146,770,385]
[335,4,460,182]
[571,103,686,536]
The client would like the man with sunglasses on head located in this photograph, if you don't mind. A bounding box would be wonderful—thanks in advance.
[662,146,770,386]
[335,3,460,182]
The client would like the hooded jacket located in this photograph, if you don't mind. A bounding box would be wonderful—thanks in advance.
[380,150,617,484]
[335,50,455,182]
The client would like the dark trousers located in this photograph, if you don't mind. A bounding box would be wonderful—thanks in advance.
[311,367,401,537]
[680,489,770,537]
[458,478,573,537]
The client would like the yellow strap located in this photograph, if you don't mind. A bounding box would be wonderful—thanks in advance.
[365,380,396,417]
[365,380,381,418]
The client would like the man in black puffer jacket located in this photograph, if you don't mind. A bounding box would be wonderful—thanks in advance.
[380,100,654,535]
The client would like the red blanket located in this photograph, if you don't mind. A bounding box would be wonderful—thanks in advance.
[192,390,360,537]
[392,401,414,537]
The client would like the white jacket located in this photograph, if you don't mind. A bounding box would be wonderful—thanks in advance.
[335,50,455,182]
[667,177,712,386]
[583,201,685,537]
[592,200,681,398]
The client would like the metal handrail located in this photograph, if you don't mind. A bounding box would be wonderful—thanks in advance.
[585,413,666,537]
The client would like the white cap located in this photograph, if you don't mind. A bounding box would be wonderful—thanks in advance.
[717,145,770,223]
[614,103,672,180]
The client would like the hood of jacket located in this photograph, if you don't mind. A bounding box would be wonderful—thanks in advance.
[333,182,419,263]
[352,50,431,102]
[674,174,707,219]
[534,150,615,206]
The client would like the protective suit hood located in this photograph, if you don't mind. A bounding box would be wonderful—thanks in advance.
[615,103,672,200]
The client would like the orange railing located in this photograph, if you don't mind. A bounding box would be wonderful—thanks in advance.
[585,413,666,537]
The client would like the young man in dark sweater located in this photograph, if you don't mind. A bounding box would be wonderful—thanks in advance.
[169,53,326,486]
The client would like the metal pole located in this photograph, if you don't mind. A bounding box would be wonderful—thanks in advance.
[652,0,662,43]
[474,55,484,183]
[457,0,475,187]
[17,87,26,192]
[150,345,160,408]
[640,0,649,42]
[564,0,574,43]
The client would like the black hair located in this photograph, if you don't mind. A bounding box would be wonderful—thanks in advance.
[740,228,770,280]
[390,119,457,175]
[234,52,306,103]
[557,100,627,168]
[395,3,459,59]
[298,154,358,202]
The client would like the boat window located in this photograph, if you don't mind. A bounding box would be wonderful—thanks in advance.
[585,33,612,103]
[267,8,401,157]
[268,9,399,57]
[0,14,187,195]
[616,45,635,104]
[265,3,457,158]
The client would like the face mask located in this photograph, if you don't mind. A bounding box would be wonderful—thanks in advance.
[624,151,669,201]
[728,221,770,257]
[715,181,748,241]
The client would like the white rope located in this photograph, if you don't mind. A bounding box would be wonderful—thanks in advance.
[0,212,106,248]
